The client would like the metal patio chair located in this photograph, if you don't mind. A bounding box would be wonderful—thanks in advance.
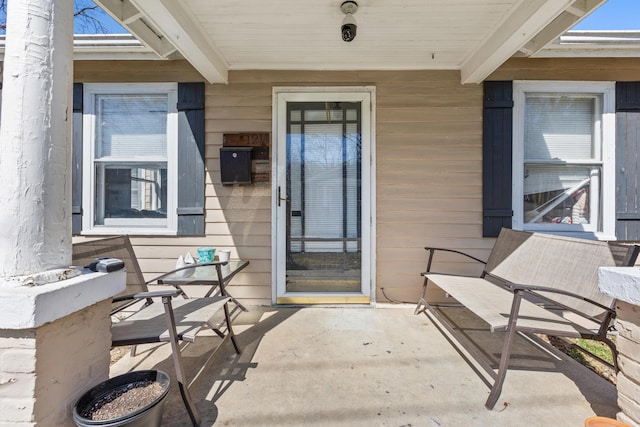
[72,236,241,427]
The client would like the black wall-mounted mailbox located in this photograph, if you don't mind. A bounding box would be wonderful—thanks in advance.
[220,147,253,184]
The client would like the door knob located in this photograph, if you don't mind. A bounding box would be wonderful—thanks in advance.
[278,186,288,207]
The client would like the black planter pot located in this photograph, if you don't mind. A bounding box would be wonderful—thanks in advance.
[73,370,170,427]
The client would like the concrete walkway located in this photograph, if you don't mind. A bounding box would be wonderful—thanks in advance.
[110,305,618,426]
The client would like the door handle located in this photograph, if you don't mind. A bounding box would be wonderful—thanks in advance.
[278,186,288,207]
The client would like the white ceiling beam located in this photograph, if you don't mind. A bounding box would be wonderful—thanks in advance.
[566,4,588,17]
[125,19,162,53]
[93,0,165,58]
[121,0,143,25]
[92,0,120,17]
[520,0,606,56]
[93,0,142,25]
[460,0,574,84]
[129,0,228,84]
[566,0,606,17]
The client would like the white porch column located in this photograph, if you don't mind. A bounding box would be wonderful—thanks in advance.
[0,2,126,425]
[0,0,73,278]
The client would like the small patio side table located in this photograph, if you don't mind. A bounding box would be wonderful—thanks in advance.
[154,260,249,313]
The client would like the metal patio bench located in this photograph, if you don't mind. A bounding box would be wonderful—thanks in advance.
[72,236,241,427]
[414,228,640,409]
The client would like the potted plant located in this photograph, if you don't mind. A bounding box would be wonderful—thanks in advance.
[73,370,170,427]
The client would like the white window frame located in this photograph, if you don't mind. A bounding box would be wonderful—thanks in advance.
[512,81,616,239]
[82,83,179,235]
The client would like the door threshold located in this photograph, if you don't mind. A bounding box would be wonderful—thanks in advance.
[276,295,371,305]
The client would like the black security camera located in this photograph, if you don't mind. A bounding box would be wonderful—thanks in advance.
[341,14,357,42]
[340,1,358,42]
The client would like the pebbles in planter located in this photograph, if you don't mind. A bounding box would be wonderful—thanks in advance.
[80,380,165,421]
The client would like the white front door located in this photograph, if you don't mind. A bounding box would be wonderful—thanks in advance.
[273,88,375,304]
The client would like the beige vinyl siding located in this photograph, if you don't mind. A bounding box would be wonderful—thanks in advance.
[374,72,489,303]
[71,62,270,306]
[200,80,273,305]
[71,66,497,305]
[47,56,640,305]
[219,71,492,304]
[490,57,640,81]
[74,60,205,83]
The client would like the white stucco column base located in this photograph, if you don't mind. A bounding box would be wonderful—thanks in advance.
[599,267,640,427]
[0,270,125,426]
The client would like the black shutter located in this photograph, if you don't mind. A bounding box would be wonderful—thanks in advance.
[482,81,514,237]
[72,83,83,235]
[615,82,640,239]
[177,83,206,236]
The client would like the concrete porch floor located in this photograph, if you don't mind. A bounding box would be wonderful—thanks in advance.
[109,304,618,426]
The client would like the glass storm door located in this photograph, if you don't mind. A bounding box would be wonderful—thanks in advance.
[275,90,372,304]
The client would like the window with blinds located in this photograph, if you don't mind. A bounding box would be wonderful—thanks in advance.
[83,84,178,233]
[514,82,612,236]
[519,90,605,230]
[94,94,168,226]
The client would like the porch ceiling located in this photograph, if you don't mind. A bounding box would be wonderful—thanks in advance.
[94,0,605,84]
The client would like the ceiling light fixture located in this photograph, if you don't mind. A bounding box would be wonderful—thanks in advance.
[340,1,358,42]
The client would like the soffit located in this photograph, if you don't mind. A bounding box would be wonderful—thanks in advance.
[94,0,605,84]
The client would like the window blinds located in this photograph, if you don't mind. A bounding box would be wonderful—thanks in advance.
[523,94,600,195]
[96,95,168,159]
[288,108,360,253]
[524,96,596,161]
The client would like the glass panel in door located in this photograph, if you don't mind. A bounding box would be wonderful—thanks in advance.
[285,102,362,296]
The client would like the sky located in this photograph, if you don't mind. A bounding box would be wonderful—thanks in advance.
[572,0,640,30]
[0,1,127,35]
[74,3,126,34]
